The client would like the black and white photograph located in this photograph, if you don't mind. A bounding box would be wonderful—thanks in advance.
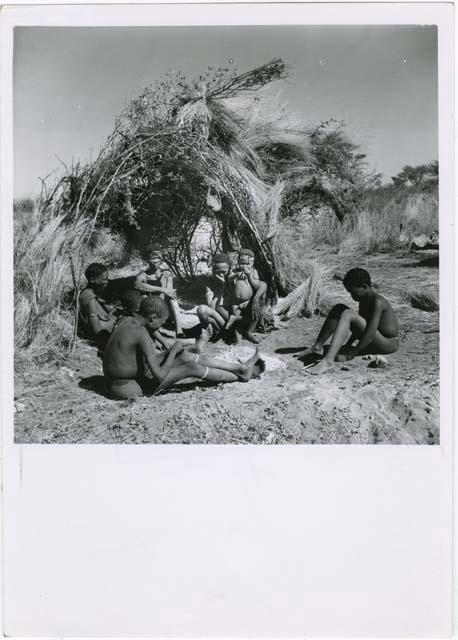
[13,23,440,444]
[1,3,454,638]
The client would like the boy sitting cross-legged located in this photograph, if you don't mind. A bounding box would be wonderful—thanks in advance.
[103,296,265,399]
[295,267,399,375]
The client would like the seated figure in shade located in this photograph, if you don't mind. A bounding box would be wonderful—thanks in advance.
[135,249,184,338]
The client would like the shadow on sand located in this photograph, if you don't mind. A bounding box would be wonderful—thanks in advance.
[79,375,108,398]
[275,345,322,366]
[79,374,219,399]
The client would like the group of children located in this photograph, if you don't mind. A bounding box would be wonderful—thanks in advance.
[196,249,267,344]
[78,248,399,399]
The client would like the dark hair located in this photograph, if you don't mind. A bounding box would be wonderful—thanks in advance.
[343,268,371,288]
[139,296,169,320]
[121,290,143,314]
[213,253,230,264]
[239,248,254,258]
[85,263,108,282]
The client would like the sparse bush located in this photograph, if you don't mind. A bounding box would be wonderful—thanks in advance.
[310,188,439,254]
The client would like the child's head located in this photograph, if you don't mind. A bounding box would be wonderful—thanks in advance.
[343,268,372,300]
[148,250,163,269]
[239,248,255,266]
[237,252,251,269]
[139,296,169,331]
[85,263,109,292]
[121,290,143,315]
[212,253,230,277]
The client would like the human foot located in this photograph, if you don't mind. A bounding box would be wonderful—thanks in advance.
[245,332,262,344]
[294,344,324,358]
[308,359,333,375]
[225,315,238,331]
[239,347,265,381]
[195,327,212,354]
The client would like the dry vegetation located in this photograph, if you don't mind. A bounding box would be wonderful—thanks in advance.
[13,59,440,444]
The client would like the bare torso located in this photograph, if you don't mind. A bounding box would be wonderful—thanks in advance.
[359,294,399,338]
[228,274,254,306]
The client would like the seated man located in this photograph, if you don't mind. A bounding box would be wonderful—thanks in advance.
[78,263,119,350]
[103,296,265,399]
[135,249,184,337]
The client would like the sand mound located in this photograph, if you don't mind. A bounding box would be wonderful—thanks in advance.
[218,345,288,371]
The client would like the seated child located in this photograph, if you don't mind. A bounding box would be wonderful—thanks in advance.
[296,267,399,375]
[221,251,266,343]
[239,248,260,280]
[135,249,184,337]
[103,296,265,399]
[79,263,119,350]
[196,253,232,337]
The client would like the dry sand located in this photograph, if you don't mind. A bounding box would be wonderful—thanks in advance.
[14,252,439,445]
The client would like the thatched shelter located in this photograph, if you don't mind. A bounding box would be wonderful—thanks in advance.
[41,58,377,302]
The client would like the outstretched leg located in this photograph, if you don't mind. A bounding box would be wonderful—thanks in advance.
[294,304,349,358]
[153,348,265,395]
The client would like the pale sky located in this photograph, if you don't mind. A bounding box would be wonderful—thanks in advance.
[14,25,437,198]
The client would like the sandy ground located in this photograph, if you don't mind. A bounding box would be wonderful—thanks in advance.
[14,251,439,444]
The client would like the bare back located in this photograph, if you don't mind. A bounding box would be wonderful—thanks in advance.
[359,293,399,338]
[103,317,151,380]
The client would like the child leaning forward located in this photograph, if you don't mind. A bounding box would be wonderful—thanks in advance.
[295,268,399,375]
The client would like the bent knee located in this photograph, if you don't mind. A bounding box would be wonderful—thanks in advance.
[196,305,208,319]
[329,303,350,319]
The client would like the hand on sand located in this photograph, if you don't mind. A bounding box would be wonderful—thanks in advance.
[336,347,356,362]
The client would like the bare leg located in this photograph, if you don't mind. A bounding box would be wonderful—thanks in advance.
[192,327,211,354]
[240,318,262,344]
[225,313,242,331]
[197,305,226,333]
[167,298,183,336]
[295,304,349,357]
[153,348,265,395]
[309,310,366,375]
[179,347,264,380]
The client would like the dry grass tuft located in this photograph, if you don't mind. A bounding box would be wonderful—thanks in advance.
[302,190,439,255]
[407,289,439,312]
[273,221,328,315]
[14,202,126,362]
[14,203,88,354]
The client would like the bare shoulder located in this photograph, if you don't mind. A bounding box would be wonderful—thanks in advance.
[375,293,391,309]
[79,287,96,306]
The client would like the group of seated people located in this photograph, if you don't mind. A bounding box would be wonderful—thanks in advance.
[78,248,268,399]
[78,247,400,399]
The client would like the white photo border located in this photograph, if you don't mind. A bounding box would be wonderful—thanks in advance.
[1,3,454,638]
